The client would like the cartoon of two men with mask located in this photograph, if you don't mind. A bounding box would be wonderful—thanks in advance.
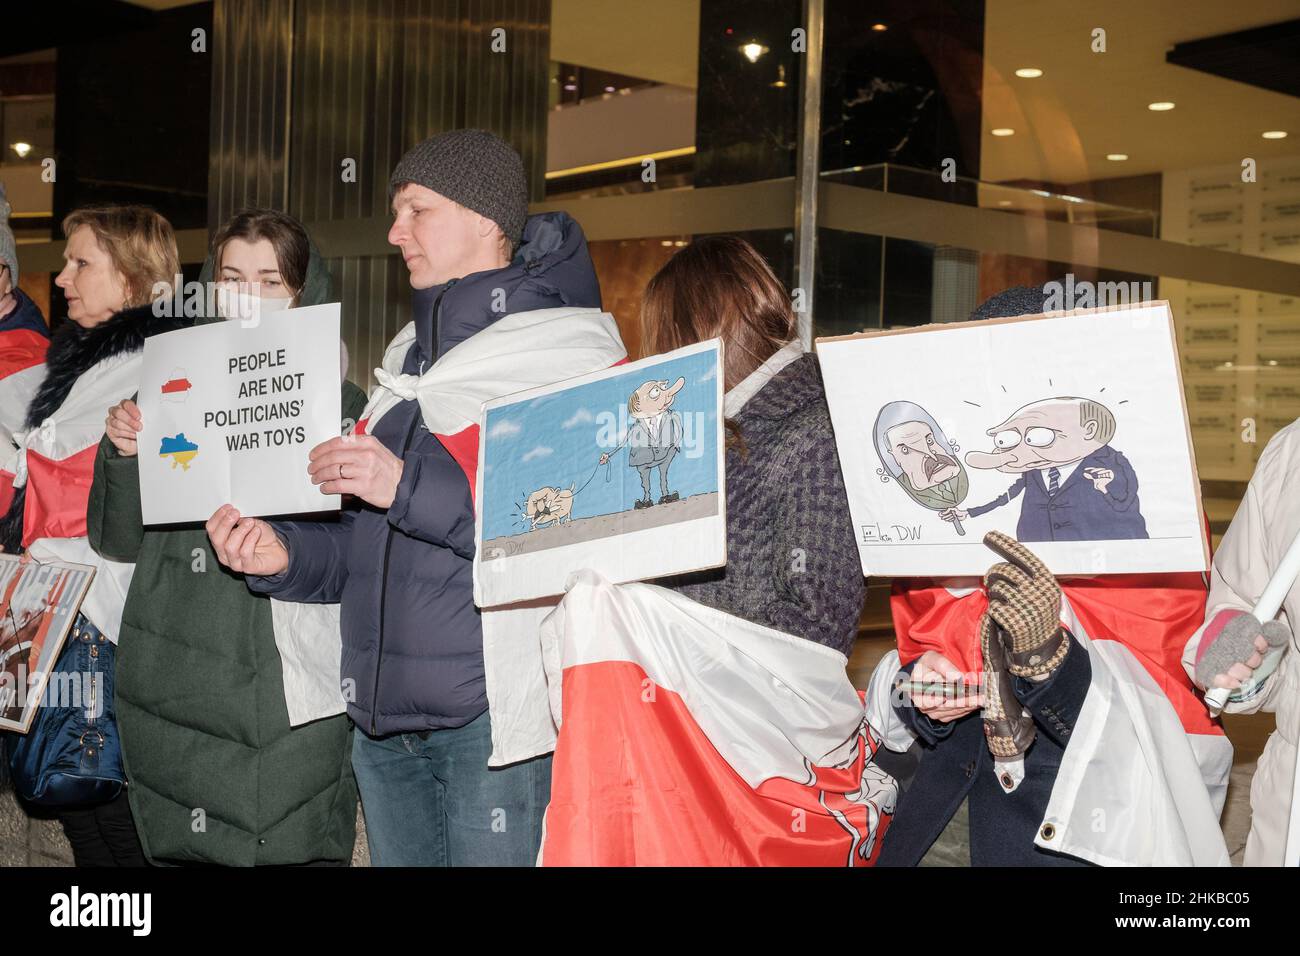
[876,396,1147,542]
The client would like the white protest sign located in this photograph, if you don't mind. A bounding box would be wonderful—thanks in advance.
[136,303,343,524]
[817,302,1209,576]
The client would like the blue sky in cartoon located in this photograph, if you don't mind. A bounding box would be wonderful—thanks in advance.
[481,350,720,539]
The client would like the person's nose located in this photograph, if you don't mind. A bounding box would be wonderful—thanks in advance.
[965,449,1011,470]
[387,220,406,248]
[54,266,71,289]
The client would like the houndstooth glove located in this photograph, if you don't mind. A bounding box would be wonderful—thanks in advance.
[982,531,1070,679]
[980,611,1037,758]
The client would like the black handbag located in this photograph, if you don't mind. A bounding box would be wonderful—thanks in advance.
[6,613,126,807]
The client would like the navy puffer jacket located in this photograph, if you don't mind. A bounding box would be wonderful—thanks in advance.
[248,212,602,736]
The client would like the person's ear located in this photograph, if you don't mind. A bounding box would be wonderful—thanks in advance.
[476,215,497,240]
[1083,420,1098,440]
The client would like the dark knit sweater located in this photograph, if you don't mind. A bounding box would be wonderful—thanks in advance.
[663,353,865,656]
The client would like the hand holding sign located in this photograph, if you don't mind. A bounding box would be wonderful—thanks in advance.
[307,435,405,509]
[206,504,289,576]
[106,399,143,457]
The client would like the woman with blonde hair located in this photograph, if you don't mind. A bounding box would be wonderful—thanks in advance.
[645,235,865,652]
[1,205,185,866]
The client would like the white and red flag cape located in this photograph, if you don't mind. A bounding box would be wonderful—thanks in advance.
[0,319,47,455]
[274,306,630,749]
[537,570,902,866]
[892,570,1232,866]
[0,346,138,641]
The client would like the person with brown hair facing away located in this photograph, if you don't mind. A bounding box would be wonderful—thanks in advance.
[645,235,865,652]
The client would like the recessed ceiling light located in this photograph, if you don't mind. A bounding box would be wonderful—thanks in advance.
[1106,153,1129,161]
[1014,68,1043,78]
[871,23,888,32]
[1262,130,1288,139]
[10,142,31,158]
[991,127,1015,137]
[1147,101,1175,111]
[740,41,768,63]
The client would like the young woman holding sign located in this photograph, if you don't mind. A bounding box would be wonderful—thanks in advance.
[89,209,367,866]
[0,205,185,866]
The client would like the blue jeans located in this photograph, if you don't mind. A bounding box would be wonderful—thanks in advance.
[351,709,551,866]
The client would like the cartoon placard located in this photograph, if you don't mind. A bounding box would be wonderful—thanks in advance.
[817,302,1210,576]
[474,339,726,606]
[0,554,96,734]
[136,304,343,524]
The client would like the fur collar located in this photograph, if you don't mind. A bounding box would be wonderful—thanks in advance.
[23,304,190,430]
[1,304,190,553]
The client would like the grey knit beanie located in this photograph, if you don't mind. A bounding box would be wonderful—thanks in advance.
[0,182,18,280]
[968,284,1053,322]
[389,129,529,248]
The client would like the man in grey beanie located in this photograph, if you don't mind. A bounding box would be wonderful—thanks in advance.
[221,129,608,866]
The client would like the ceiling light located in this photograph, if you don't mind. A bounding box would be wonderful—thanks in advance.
[10,142,31,158]
[991,128,1015,137]
[871,23,888,32]
[740,42,768,63]
[1147,101,1175,111]
[1106,153,1128,161]
[997,200,1013,207]
[1262,130,1288,139]
[1014,68,1043,78]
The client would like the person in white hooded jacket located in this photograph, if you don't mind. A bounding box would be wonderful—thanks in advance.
[1185,419,1300,866]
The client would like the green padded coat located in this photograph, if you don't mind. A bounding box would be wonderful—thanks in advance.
[87,249,368,865]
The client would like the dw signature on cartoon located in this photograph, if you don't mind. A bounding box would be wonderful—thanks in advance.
[939,396,1147,542]
[599,377,685,510]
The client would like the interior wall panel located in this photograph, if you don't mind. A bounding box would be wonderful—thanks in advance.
[209,0,551,390]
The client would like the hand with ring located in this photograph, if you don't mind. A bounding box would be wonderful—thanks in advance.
[307,435,404,509]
